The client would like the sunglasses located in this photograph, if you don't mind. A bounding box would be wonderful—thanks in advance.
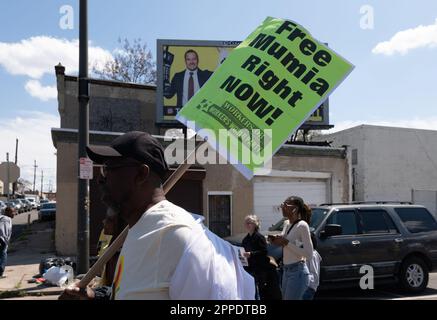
[98,163,148,178]
[280,202,298,210]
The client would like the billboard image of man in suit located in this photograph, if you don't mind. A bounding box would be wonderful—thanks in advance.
[164,49,213,109]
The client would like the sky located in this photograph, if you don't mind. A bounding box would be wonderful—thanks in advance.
[1,0,437,190]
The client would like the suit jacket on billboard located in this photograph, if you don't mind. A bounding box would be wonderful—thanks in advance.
[164,69,213,108]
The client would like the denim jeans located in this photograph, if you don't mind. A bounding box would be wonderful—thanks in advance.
[282,261,310,300]
[302,287,316,300]
[0,243,7,277]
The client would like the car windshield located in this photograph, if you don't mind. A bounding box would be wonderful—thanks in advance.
[42,203,56,209]
[27,199,35,203]
[310,208,330,229]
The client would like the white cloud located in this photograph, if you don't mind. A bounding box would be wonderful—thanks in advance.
[0,36,113,102]
[372,19,437,55]
[0,112,59,192]
[0,36,113,79]
[25,80,57,101]
[325,117,437,134]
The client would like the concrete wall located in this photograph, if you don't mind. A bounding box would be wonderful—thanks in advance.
[320,126,366,201]
[56,67,158,134]
[203,154,254,236]
[55,141,78,255]
[322,125,437,202]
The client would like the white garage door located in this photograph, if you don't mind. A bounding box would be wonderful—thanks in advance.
[254,177,328,231]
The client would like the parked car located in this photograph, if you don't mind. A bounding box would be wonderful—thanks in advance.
[23,199,33,211]
[26,198,38,210]
[17,199,31,212]
[38,199,49,211]
[39,202,56,221]
[226,202,437,293]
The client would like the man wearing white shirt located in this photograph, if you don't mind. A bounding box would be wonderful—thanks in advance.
[61,131,254,300]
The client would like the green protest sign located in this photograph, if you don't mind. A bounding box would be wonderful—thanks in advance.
[176,17,354,179]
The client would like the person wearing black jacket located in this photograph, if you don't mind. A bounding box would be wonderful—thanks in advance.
[242,215,282,300]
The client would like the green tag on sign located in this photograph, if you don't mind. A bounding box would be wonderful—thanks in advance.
[176,17,354,179]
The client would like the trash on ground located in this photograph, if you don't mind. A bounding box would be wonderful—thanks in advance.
[42,265,74,287]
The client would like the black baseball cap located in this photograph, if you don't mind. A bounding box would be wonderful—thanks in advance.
[86,131,169,178]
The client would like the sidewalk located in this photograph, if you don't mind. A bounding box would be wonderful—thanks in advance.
[0,217,64,299]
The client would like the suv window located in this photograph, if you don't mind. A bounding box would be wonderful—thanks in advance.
[359,210,398,234]
[394,207,437,233]
[310,208,329,230]
[326,210,358,235]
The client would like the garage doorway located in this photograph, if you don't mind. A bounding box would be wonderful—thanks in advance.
[254,176,329,231]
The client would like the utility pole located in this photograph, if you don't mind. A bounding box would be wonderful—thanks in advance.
[6,153,10,198]
[33,160,38,193]
[77,0,90,274]
[40,170,44,197]
[14,139,18,164]
[12,138,18,195]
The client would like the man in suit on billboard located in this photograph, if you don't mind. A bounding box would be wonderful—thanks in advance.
[164,49,213,109]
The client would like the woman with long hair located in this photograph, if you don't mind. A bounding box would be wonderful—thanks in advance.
[269,196,313,300]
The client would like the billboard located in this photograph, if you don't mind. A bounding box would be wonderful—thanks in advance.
[156,39,331,128]
[156,39,240,123]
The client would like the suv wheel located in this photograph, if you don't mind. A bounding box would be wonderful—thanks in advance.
[399,257,429,293]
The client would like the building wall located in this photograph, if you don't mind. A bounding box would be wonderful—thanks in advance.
[55,141,78,255]
[320,126,367,201]
[204,147,350,235]
[323,125,437,203]
[56,68,158,134]
[203,155,254,236]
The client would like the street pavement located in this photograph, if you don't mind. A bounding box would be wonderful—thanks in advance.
[10,209,39,242]
[316,272,437,300]
[0,210,62,299]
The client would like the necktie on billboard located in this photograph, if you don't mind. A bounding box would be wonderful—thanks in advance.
[188,72,194,100]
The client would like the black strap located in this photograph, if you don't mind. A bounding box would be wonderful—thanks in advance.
[286,219,302,236]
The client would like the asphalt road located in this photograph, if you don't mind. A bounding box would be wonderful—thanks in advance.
[10,209,39,242]
[315,272,437,300]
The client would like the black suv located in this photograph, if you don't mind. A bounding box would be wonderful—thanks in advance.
[274,202,437,293]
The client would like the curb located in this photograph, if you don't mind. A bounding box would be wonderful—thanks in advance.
[0,288,63,299]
